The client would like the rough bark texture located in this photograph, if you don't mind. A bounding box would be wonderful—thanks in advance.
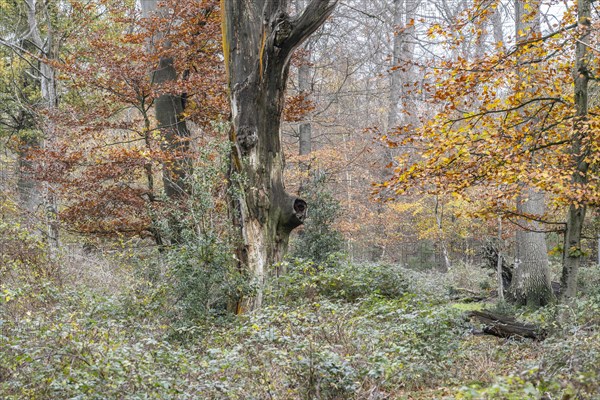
[561,0,591,302]
[222,0,336,311]
[509,189,554,307]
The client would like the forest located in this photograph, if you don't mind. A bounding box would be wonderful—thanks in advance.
[1,0,600,398]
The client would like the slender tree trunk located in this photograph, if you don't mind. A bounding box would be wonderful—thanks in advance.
[298,55,312,156]
[434,196,451,272]
[386,0,404,136]
[490,1,504,51]
[23,0,59,250]
[496,216,504,300]
[560,0,591,301]
[222,0,336,311]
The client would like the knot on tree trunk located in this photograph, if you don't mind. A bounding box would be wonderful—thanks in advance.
[273,13,292,47]
[237,125,258,153]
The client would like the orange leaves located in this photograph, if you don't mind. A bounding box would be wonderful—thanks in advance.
[33,0,228,238]
[283,93,316,123]
[378,2,600,219]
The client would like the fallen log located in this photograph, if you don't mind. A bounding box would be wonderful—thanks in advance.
[467,310,546,340]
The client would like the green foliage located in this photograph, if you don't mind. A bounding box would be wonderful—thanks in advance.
[290,176,345,262]
[2,220,599,399]
[1,289,192,399]
[271,257,410,303]
[150,140,248,324]
[577,264,600,297]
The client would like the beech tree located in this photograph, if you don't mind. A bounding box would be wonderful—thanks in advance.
[381,0,600,302]
[508,0,554,307]
[221,0,337,311]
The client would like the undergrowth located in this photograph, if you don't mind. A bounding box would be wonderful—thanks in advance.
[2,223,600,399]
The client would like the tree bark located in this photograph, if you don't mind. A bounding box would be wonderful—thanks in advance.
[222,0,336,311]
[298,52,312,156]
[507,0,554,307]
[22,0,59,249]
[509,189,554,307]
[560,0,591,302]
[139,4,191,195]
[141,0,193,243]
[435,196,451,272]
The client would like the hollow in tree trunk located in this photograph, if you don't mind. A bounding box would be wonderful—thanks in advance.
[221,0,337,311]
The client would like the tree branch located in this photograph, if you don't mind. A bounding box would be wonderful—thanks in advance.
[286,0,337,51]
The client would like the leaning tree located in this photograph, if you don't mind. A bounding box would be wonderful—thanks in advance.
[221,0,337,311]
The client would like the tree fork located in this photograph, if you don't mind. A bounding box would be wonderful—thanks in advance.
[222,0,336,311]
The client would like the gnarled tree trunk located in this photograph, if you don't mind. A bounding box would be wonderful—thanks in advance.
[221,0,337,311]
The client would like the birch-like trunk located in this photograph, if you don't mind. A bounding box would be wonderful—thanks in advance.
[298,50,312,156]
[222,0,336,311]
[22,0,59,249]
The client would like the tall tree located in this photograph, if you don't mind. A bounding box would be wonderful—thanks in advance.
[141,0,194,203]
[17,0,59,247]
[561,0,592,300]
[508,0,554,307]
[221,0,337,311]
[380,0,600,303]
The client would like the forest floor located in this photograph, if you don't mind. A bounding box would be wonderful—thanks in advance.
[2,242,600,399]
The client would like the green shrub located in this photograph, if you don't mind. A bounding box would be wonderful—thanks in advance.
[147,140,248,325]
[290,176,345,262]
[270,257,409,303]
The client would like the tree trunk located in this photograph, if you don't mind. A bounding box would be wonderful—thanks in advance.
[561,0,591,301]
[141,0,193,243]
[386,0,403,135]
[468,310,546,340]
[222,0,336,311]
[435,196,451,272]
[507,0,553,307]
[23,0,59,249]
[509,189,554,307]
[298,57,312,156]
[496,216,504,300]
